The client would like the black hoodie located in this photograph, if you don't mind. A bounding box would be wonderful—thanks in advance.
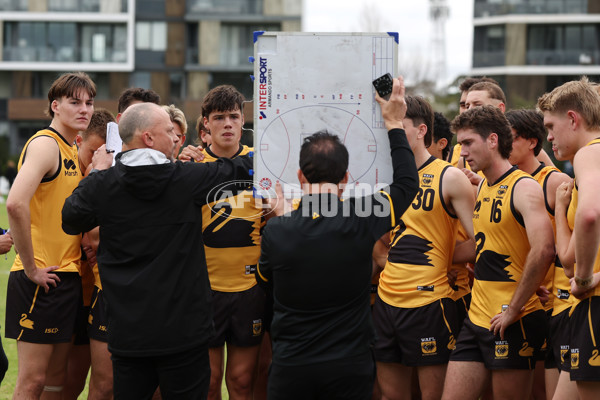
[62,149,253,357]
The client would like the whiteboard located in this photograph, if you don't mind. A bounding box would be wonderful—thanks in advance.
[252,32,398,198]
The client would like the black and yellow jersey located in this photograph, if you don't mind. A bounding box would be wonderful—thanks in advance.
[199,145,264,292]
[378,157,458,308]
[568,139,600,302]
[469,167,543,329]
[531,163,572,313]
[12,128,81,273]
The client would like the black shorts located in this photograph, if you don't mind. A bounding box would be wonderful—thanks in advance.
[88,286,108,343]
[73,304,91,346]
[569,296,600,381]
[450,310,547,370]
[5,270,82,343]
[546,307,571,371]
[373,296,459,366]
[268,352,375,400]
[112,344,210,400]
[455,293,472,333]
[209,285,266,348]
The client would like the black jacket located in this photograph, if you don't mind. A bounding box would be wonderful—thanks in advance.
[256,129,418,366]
[62,150,253,357]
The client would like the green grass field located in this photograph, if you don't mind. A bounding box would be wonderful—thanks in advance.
[0,197,230,399]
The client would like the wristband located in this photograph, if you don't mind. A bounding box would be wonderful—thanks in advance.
[575,276,593,288]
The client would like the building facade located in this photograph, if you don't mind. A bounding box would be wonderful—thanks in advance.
[0,0,301,157]
[471,0,600,106]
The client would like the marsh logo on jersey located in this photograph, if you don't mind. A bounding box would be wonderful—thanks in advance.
[496,185,508,198]
[252,319,263,336]
[495,341,509,359]
[571,348,580,369]
[63,158,78,176]
[421,174,434,187]
[560,345,569,364]
[421,337,437,355]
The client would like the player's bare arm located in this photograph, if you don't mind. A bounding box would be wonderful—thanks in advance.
[554,180,575,276]
[571,146,600,297]
[490,178,554,339]
[372,234,391,277]
[445,166,476,231]
[6,137,62,292]
[544,171,572,214]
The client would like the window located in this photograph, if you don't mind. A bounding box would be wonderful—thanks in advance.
[528,24,600,65]
[220,23,279,65]
[136,22,167,51]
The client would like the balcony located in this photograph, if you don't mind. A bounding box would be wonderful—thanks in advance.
[527,49,600,65]
[0,0,127,12]
[474,0,588,18]
[186,0,262,15]
[473,50,506,67]
[3,45,127,63]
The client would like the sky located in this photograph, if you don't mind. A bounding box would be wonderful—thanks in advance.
[302,0,473,87]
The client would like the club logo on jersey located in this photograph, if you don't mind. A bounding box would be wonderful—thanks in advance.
[245,265,257,275]
[495,341,509,359]
[252,319,263,336]
[496,185,508,198]
[421,337,437,355]
[421,174,434,187]
[447,335,456,350]
[571,348,580,369]
[560,345,569,364]
[19,313,34,330]
[557,289,570,300]
[519,342,534,357]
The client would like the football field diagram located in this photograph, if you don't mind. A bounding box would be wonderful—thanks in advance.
[253,32,398,198]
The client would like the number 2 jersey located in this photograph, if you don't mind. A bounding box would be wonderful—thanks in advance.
[469,166,543,329]
[199,145,264,292]
[378,156,459,308]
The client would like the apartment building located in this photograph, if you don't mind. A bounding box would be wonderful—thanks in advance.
[470,0,600,106]
[0,0,301,156]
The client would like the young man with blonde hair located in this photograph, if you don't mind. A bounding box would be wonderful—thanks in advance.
[538,77,600,400]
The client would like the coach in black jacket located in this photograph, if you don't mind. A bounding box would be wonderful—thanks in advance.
[256,76,419,399]
[62,102,253,399]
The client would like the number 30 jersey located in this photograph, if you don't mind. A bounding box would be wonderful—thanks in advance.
[378,156,458,308]
[469,166,543,329]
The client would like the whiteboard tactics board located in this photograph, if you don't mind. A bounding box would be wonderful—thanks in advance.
[252,32,398,198]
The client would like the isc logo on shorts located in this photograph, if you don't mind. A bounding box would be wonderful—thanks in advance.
[495,341,509,359]
[45,328,59,334]
[571,348,580,369]
[421,337,437,355]
[252,319,263,336]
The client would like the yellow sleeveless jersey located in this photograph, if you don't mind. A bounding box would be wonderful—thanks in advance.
[568,138,600,302]
[378,157,458,308]
[529,164,573,314]
[199,145,263,292]
[469,167,543,329]
[12,128,81,273]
